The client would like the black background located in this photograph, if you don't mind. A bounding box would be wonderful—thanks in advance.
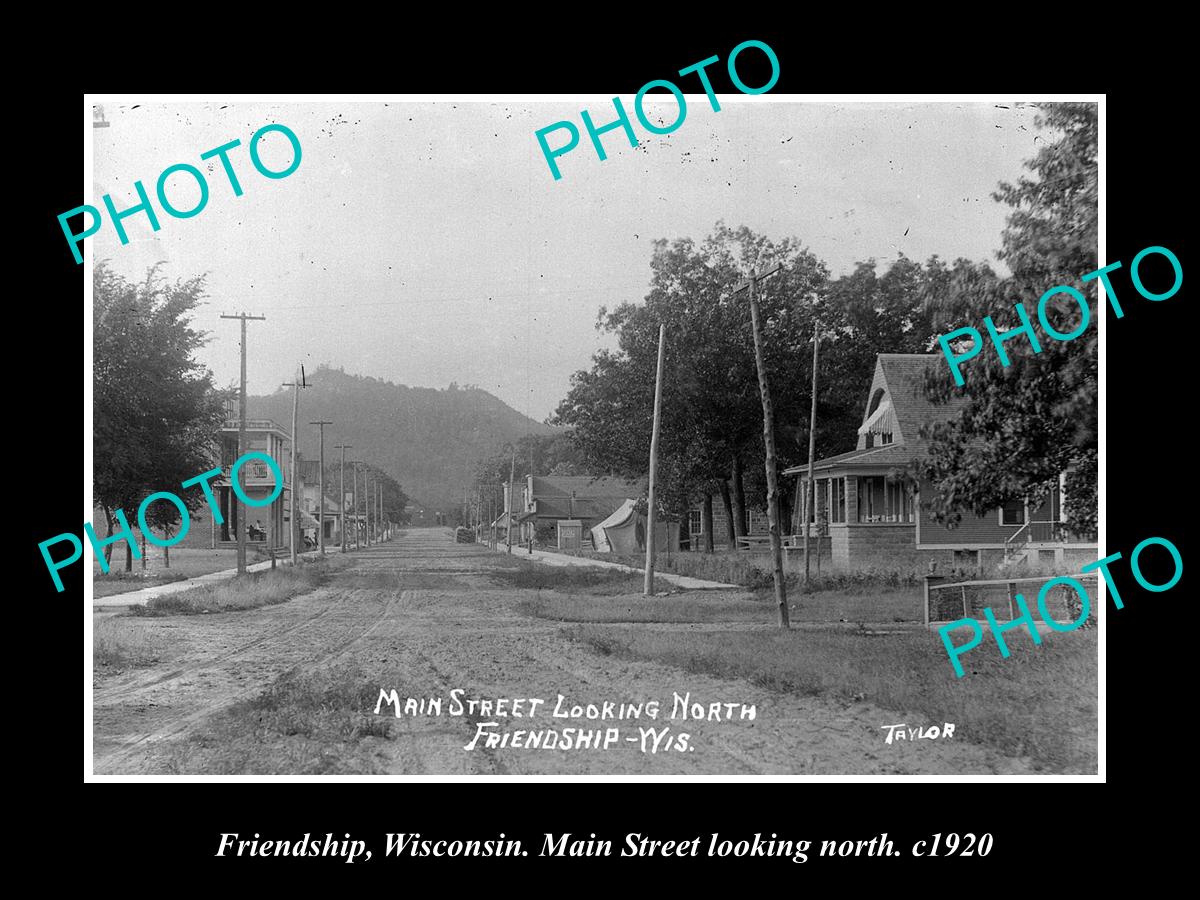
[23,23,1183,885]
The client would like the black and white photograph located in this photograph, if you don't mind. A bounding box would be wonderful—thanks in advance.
[83,93,1101,778]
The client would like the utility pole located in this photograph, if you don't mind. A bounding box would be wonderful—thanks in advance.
[352,462,361,551]
[735,259,789,629]
[335,443,352,551]
[803,326,822,584]
[282,367,310,566]
[220,312,266,575]
[310,420,332,555]
[506,448,516,554]
[644,323,667,597]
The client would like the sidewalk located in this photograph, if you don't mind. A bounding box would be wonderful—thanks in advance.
[506,545,741,591]
[92,544,346,609]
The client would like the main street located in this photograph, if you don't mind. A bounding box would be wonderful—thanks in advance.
[92,528,1034,776]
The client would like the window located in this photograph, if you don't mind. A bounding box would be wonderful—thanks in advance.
[688,509,703,534]
[954,549,980,573]
[886,480,913,523]
[858,476,879,521]
[878,432,894,445]
[1000,499,1026,526]
[829,478,846,524]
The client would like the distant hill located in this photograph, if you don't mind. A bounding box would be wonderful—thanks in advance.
[248,366,555,514]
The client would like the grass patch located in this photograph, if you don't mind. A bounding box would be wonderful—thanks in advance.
[94,617,169,670]
[516,586,921,624]
[93,571,188,599]
[130,561,330,617]
[163,662,392,775]
[566,624,1097,773]
[489,563,645,595]
[517,592,773,624]
[591,551,921,594]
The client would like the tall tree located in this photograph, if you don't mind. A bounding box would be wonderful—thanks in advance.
[554,223,829,520]
[920,103,1099,533]
[93,264,228,570]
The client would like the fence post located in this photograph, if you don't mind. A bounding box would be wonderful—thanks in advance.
[922,573,950,627]
[1007,581,1016,618]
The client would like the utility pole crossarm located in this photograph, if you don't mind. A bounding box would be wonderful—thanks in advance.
[732,263,782,295]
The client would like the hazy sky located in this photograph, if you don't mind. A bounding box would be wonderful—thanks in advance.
[91,99,1044,421]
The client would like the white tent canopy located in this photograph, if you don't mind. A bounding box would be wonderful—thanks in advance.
[591,499,680,554]
[590,499,638,553]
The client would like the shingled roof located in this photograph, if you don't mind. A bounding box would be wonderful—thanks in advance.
[528,475,644,521]
[785,354,968,475]
[873,354,969,454]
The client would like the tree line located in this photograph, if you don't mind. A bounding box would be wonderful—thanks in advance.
[93,264,413,571]
[542,103,1098,544]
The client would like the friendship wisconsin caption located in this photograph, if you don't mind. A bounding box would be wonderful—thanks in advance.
[216,831,993,863]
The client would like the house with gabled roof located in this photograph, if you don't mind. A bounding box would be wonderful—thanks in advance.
[497,474,646,548]
[783,353,1097,572]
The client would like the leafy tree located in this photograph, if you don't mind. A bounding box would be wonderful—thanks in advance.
[553,223,830,540]
[552,222,949,548]
[920,103,1099,533]
[93,264,228,570]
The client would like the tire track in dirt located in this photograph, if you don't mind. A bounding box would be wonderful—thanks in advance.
[94,588,344,705]
[94,588,403,775]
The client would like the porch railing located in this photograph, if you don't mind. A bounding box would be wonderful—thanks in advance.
[1004,519,1096,560]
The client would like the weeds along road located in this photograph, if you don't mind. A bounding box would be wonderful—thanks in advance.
[92,528,1035,775]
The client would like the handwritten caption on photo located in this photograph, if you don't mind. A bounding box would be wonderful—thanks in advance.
[375,689,756,753]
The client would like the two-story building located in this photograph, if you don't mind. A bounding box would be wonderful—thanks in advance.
[172,417,291,550]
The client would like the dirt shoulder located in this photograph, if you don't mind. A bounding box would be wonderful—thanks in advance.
[92,534,1068,775]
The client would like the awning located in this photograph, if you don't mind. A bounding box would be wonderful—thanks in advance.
[857,398,898,437]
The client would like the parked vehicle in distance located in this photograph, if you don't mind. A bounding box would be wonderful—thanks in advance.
[455,526,475,544]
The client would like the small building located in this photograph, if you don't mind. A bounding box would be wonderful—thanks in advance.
[500,475,644,548]
[783,353,1097,571]
[298,459,341,544]
[685,504,770,551]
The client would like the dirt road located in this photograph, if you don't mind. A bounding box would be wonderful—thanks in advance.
[92,529,1035,775]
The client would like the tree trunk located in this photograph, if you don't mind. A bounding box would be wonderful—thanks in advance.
[719,479,736,548]
[701,493,714,553]
[731,456,748,537]
[780,481,793,538]
[125,539,133,572]
[102,505,115,567]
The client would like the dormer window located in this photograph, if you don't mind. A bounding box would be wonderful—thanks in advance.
[858,395,899,445]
